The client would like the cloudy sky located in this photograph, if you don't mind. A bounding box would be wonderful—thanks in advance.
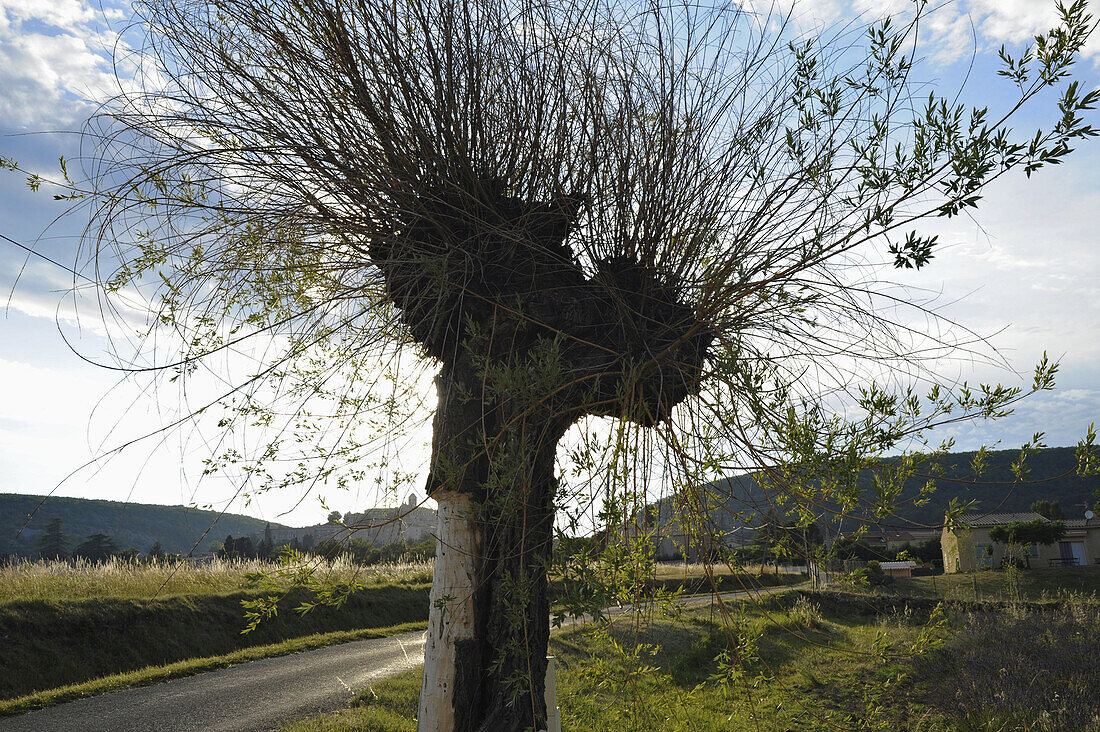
[0,0,1098,527]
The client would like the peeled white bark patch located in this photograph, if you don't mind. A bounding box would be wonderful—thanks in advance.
[418,491,480,732]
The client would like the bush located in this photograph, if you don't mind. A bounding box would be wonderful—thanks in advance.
[785,596,825,631]
[866,561,891,586]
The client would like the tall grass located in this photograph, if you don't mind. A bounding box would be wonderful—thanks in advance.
[889,566,1100,603]
[906,606,1100,730]
[0,556,433,603]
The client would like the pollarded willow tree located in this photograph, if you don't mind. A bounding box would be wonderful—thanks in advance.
[54,0,1096,728]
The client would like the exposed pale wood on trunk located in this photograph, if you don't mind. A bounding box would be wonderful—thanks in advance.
[418,492,481,732]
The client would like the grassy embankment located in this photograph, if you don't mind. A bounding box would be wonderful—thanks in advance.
[0,557,796,715]
[277,590,1100,732]
[0,557,433,713]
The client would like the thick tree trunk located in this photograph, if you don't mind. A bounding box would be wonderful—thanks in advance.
[377,182,711,730]
[417,365,569,732]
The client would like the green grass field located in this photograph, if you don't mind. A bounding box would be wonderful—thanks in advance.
[12,558,1098,729]
[888,566,1100,603]
[276,591,1100,732]
[275,594,928,732]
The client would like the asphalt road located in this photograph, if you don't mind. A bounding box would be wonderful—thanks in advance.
[0,629,426,732]
[1,583,801,731]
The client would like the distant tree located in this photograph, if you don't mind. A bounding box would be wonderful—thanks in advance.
[75,533,119,562]
[1030,499,1063,520]
[314,534,438,565]
[258,523,274,560]
[754,511,823,564]
[990,518,1067,569]
[148,540,165,560]
[220,534,257,559]
[237,536,257,558]
[865,560,890,586]
[831,536,885,562]
[895,537,942,565]
[326,511,342,525]
[37,517,69,560]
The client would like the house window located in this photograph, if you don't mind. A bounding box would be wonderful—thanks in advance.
[1028,544,1039,558]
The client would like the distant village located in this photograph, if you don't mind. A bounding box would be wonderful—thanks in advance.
[268,493,437,549]
[644,497,1100,579]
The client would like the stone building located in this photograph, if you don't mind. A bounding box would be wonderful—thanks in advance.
[271,493,437,548]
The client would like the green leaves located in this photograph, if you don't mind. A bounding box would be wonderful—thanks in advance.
[1075,423,1098,476]
[238,547,367,632]
[988,519,1067,547]
[889,232,938,269]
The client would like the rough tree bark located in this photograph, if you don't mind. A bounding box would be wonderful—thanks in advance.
[370,178,713,729]
[418,364,570,730]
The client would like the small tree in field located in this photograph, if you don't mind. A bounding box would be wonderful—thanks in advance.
[17,0,1098,727]
[74,533,120,562]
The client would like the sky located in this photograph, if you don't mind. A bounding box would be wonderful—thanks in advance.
[0,0,1098,527]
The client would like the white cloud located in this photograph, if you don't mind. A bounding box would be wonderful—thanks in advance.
[970,0,1063,45]
[0,33,113,127]
[0,0,96,30]
[0,0,132,128]
[828,0,1100,65]
[763,0,848,30]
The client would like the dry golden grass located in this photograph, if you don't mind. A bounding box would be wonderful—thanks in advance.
[0,556,434,604]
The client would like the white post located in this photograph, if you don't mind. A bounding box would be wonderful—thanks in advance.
[543,655,561,732]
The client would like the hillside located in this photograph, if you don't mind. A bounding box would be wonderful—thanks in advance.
[694,445,1100,532]
[1,494,293,557]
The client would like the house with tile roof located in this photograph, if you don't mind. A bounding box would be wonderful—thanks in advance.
[941,511,1100,573]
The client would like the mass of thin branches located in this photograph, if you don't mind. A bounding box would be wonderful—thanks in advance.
[68,0,1095,527]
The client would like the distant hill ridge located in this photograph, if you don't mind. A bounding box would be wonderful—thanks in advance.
[673,445,1100,531]
[5,446,1097,557]
[0,494,295,557]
